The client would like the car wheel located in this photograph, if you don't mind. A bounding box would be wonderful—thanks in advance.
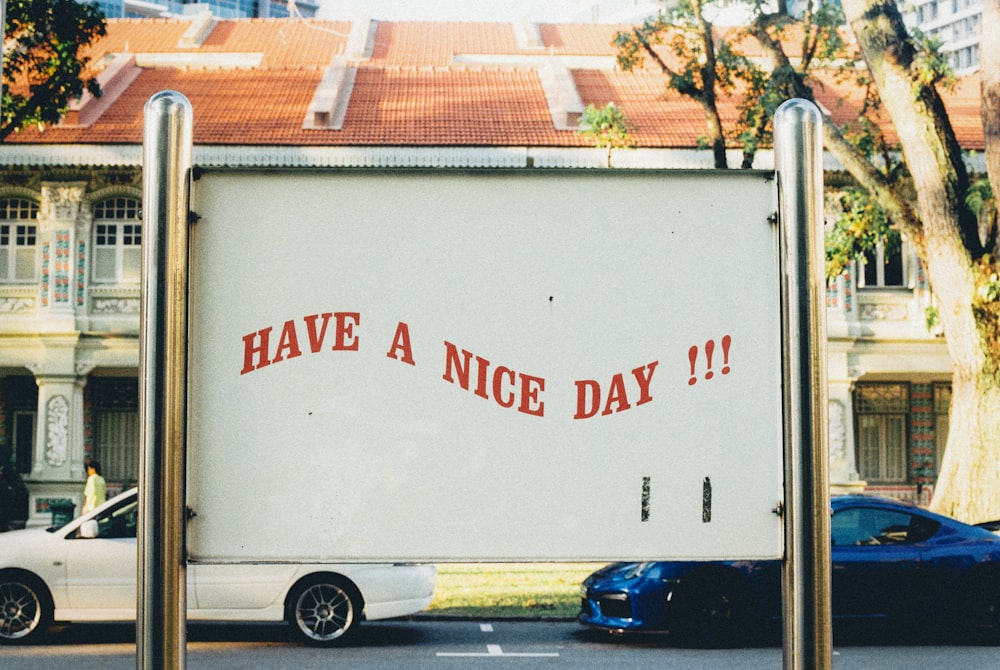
[669,570,754,648]
[286,575,362,646]
[0,572,52,644]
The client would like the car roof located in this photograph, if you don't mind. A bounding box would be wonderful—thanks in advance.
[830,493,950,521]
[831,494,920,508]
[829,494,1000,536]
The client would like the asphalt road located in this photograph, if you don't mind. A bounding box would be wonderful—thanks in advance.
[2,619,999,669]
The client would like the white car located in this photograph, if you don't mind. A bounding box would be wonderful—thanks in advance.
[0,488,435,645]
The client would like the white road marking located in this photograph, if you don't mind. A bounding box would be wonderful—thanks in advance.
[436,645,560,658]
[434,622,561,658]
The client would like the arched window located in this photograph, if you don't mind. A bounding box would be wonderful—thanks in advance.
[0,198,40,283]
[92,197,141,282]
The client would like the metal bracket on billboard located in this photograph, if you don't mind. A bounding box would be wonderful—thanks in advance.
[774,99,832,670]
[139,91,193,670]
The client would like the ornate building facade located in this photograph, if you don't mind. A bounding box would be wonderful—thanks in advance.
[1,168,143,525]
[1,16,978,524]
[824,232,953,504]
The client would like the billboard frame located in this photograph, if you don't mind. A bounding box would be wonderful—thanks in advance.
[139,95,830,669]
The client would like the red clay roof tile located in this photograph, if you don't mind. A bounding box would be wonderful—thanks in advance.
[4,17,984,152]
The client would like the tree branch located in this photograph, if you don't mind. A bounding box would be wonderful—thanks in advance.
[749,11,923,248]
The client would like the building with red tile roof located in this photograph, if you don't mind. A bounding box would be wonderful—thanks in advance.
[2,17,984,162]
[0,17,974,523]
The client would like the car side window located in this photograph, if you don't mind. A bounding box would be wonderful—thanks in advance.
[831,507,940,546]
[76,500,139,539]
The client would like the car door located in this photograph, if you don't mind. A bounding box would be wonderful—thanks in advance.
[830,505,931,619]
[64,497,139,613]
[191,563,297,613]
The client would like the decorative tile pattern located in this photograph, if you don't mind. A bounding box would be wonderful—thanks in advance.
[909,383,936,486]
[53,231,71,305]
[77,240,87,307]
[843,268,854,314]
[40,242,50,307]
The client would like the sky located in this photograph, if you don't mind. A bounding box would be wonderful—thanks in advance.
[316,0,663,23]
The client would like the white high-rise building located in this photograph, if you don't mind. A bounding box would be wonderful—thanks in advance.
[901,0,982,74]
[87,0,318,19]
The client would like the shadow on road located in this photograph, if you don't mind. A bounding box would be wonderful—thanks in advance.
[20,617,994,650]
[25,618,437,648]
[573,620,986,650]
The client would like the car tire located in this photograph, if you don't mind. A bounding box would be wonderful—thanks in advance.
[286,574,362,646]
[668,569,755,648]
[0,571,52,644]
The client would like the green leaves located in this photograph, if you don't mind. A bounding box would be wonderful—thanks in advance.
[578,103,632,144]
[825,188,899,279]
[909,28,956,93]
[2,0,107,139]
[966,178,994,218]
[577,102,634,167]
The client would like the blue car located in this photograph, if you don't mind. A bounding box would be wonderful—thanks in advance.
[579,495,1000,647]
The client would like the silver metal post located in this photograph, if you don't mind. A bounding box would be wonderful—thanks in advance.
[774,99,831,670]
[139,91,192,670]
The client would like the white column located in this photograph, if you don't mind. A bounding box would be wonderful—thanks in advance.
[827,377,865,493]
[24,337,89,526]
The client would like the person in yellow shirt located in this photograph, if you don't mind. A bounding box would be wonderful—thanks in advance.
[83,461,107,514]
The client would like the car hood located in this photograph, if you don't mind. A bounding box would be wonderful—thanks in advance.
[583,562,641,584]
[583,562,670,590]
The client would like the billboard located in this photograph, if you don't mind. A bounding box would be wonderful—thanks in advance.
[186,169,783,562]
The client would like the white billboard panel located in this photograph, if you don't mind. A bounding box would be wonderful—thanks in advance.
[186,169,783,562]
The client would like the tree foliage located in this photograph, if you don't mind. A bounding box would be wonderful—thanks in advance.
[616,0,1000,521]
[2,0,106,140]
[614,0,749,168]
[577,102,634,167]
[825,188,899,278]
[614,0,858,169]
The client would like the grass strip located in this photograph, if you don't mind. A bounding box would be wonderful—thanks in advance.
[424,562,606,619]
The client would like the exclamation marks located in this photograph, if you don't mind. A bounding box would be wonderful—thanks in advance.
[720,334,731,375]
[687,335,732,386]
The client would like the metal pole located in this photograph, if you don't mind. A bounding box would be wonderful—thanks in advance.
[774,99,831,670]
[139,91,192,670]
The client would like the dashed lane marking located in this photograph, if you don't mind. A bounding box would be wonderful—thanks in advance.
[435,623,560,658]
[436,645,559,658]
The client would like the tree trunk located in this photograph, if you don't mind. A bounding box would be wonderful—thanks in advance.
[932,377,1000,522]
[983,1,1000,227]
[841,0,1000,522]
[692,0,728,169]
[936,0,1000,523]
[921,226,1000,521]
